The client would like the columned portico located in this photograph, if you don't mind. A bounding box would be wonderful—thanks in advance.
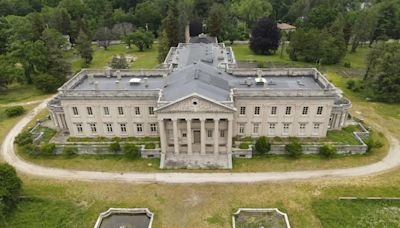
[172,118,179,154]
[186,118,192,155]
[200,118,206,155]
[213,118,219,155]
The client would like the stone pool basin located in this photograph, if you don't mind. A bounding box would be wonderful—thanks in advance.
[94,208,154,228]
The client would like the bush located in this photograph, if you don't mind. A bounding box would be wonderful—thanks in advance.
[319,144,337,158]
[239,143,249,149]
[286,140,303,158]
[0,163,22,218]
[5,106,25,117]
[124,144,140,159]
[40,143,55,156]
[255,136,271,155]
[343,62,351,68]
[33,73,64,93]
[346,79,356,90]
[144,143,156,149]
[21,143,40,156]
[109,141,121,153]
[63,147,77,158]
[15,131,32,146]
[365,138,383,153]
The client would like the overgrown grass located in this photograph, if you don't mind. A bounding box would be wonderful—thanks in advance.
[0,83,48,105]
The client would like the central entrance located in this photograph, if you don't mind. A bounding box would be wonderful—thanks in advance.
[193,130,201,144]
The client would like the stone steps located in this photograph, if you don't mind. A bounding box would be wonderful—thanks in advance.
[163,153,231,169]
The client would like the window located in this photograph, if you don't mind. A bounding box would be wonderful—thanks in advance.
[89,123,97,133]
[283,123,290,135]
[313,123,321,135]
[87,107,93,116]
[103,107,110,115]
[238,123,245,134]
[285,106,292,115]
[106,123,113,133]
[182,132,187,137]
[72,107,79,116]
[136,123,143,132]
[317,106,323,115]
[135,107,141,115]
[118,107,124,115]
[150,123,157,133]
[271,106,277,115]
[253,123,259,134]
[120,123,127,133]
[299,123,306,135]
[207,130,213,138]
[149,107,154,115]
[240,106,246,115]
[75,123,83,133]
[302,107,309,115]
[220,130,225,137]
[269,123,276,135]
[254,106,260,115]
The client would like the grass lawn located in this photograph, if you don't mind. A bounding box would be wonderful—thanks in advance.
[67,44,159,73]
[0,83,49,105]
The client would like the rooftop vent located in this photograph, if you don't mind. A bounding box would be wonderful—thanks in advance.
[116,70,121,80]
[256,69,263,78]
[143,77,149,87]
[88,74,94,84]
[255,77,267,85]
[297,80,305,86]
[129,78,141,85]
[267,80,276,85]
[245,77,253,87]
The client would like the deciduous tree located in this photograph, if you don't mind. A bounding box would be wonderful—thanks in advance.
[249,17,280,55]
[76,30,93,64]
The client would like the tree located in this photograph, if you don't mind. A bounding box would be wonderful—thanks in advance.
[0,55,23,91]
[232,0,273,26]
[112,22,134,38]
[0,17,9,54]
[94,27,114,50]
[157,30,170,63]
[286,139,303,158]
[305,4,338,29]
[255,136,271,155]
[364,42,400,103]
[0,163,22,219]
[350,9,378,52]
[319,144,337,158]
[110,55,128,69]
[76,30,93,64]
[370,0,400,44]
[249,17,280,55]
[162,0,179,48]
[33,73,63,93]
[207,3,226,39]
[134,1,162,32]
[189,19,203,37]
[124,29,154,51]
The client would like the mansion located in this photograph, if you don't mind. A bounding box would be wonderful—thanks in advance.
[48,35,351,161]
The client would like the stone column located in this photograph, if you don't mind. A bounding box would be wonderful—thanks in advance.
[227,117,233,153]
[186,118,192,155]
[213,118,219,155]
[172,118,179,154]
[200,117,206,155]
[158,119,167,153]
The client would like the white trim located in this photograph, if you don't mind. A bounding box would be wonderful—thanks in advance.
[94,208,154,228]
[232,208,290,228]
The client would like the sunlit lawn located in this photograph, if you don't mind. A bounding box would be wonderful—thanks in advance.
[0,83,49,105]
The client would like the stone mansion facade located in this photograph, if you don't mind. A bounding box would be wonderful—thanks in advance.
[48,36,351,158]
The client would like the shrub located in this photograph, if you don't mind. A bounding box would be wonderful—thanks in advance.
[346,79,356,90]
[255,136,271,155]
[343,62,351,68]
[5,106,25,117]
[286,140,303,158]
[124,144,140,159]
[63,147,77,158]
[365,138,383,153]
[0,163,22,218]
[239,143,249,149]
[145,143,156,149]
[15,131,32,146]
[319,144,337,158]
[40,143,55,156]
[21,143,40,156]
[109,141,121,153]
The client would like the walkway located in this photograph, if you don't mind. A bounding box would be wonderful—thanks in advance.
[1,98,400,184]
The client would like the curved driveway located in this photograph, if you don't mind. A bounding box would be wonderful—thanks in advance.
[1,98,400,183]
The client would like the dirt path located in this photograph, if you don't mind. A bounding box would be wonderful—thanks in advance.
[1,99,400,183]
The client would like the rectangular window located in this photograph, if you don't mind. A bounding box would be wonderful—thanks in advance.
[239,123,245,134]
[240,106,246,115]
[285,106,292,115]
[106,123,113,133]
[220,130,225,137]
[72,107,79,116]
[207,129,213,138]
[317,106,323,115]
[313,123,321,135]
[271,106,277,115]
[135,107,141,115]
[254,106,260,115]
[120,123,127,133]
[182,132,187,138]
[283,123,290,135]
[118,107,124,115]
[76,123,83,133]
[136,123,143,132]
[103,107,110,115]
[149,107,154,115]
[253,123,259,134]
[302,107,309,115]
[299,123,306,135]
[269,123,276,135]
[89,123,97,133]
[87,107,93,116]
[150,123,157,133]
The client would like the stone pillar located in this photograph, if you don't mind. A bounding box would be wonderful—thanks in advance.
[172,118,179,154]
[200,117,206,155]
[213,118,219,155]
[158,119,167,153]
[227,118,233,153]
[186,118,192,155]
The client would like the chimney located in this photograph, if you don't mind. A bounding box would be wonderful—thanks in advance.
[143,77,149,87]
[94,81,99,90]
[257,69,262,78]
[116,70,121,80]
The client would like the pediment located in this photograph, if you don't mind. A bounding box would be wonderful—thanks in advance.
[156,94,235,113]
